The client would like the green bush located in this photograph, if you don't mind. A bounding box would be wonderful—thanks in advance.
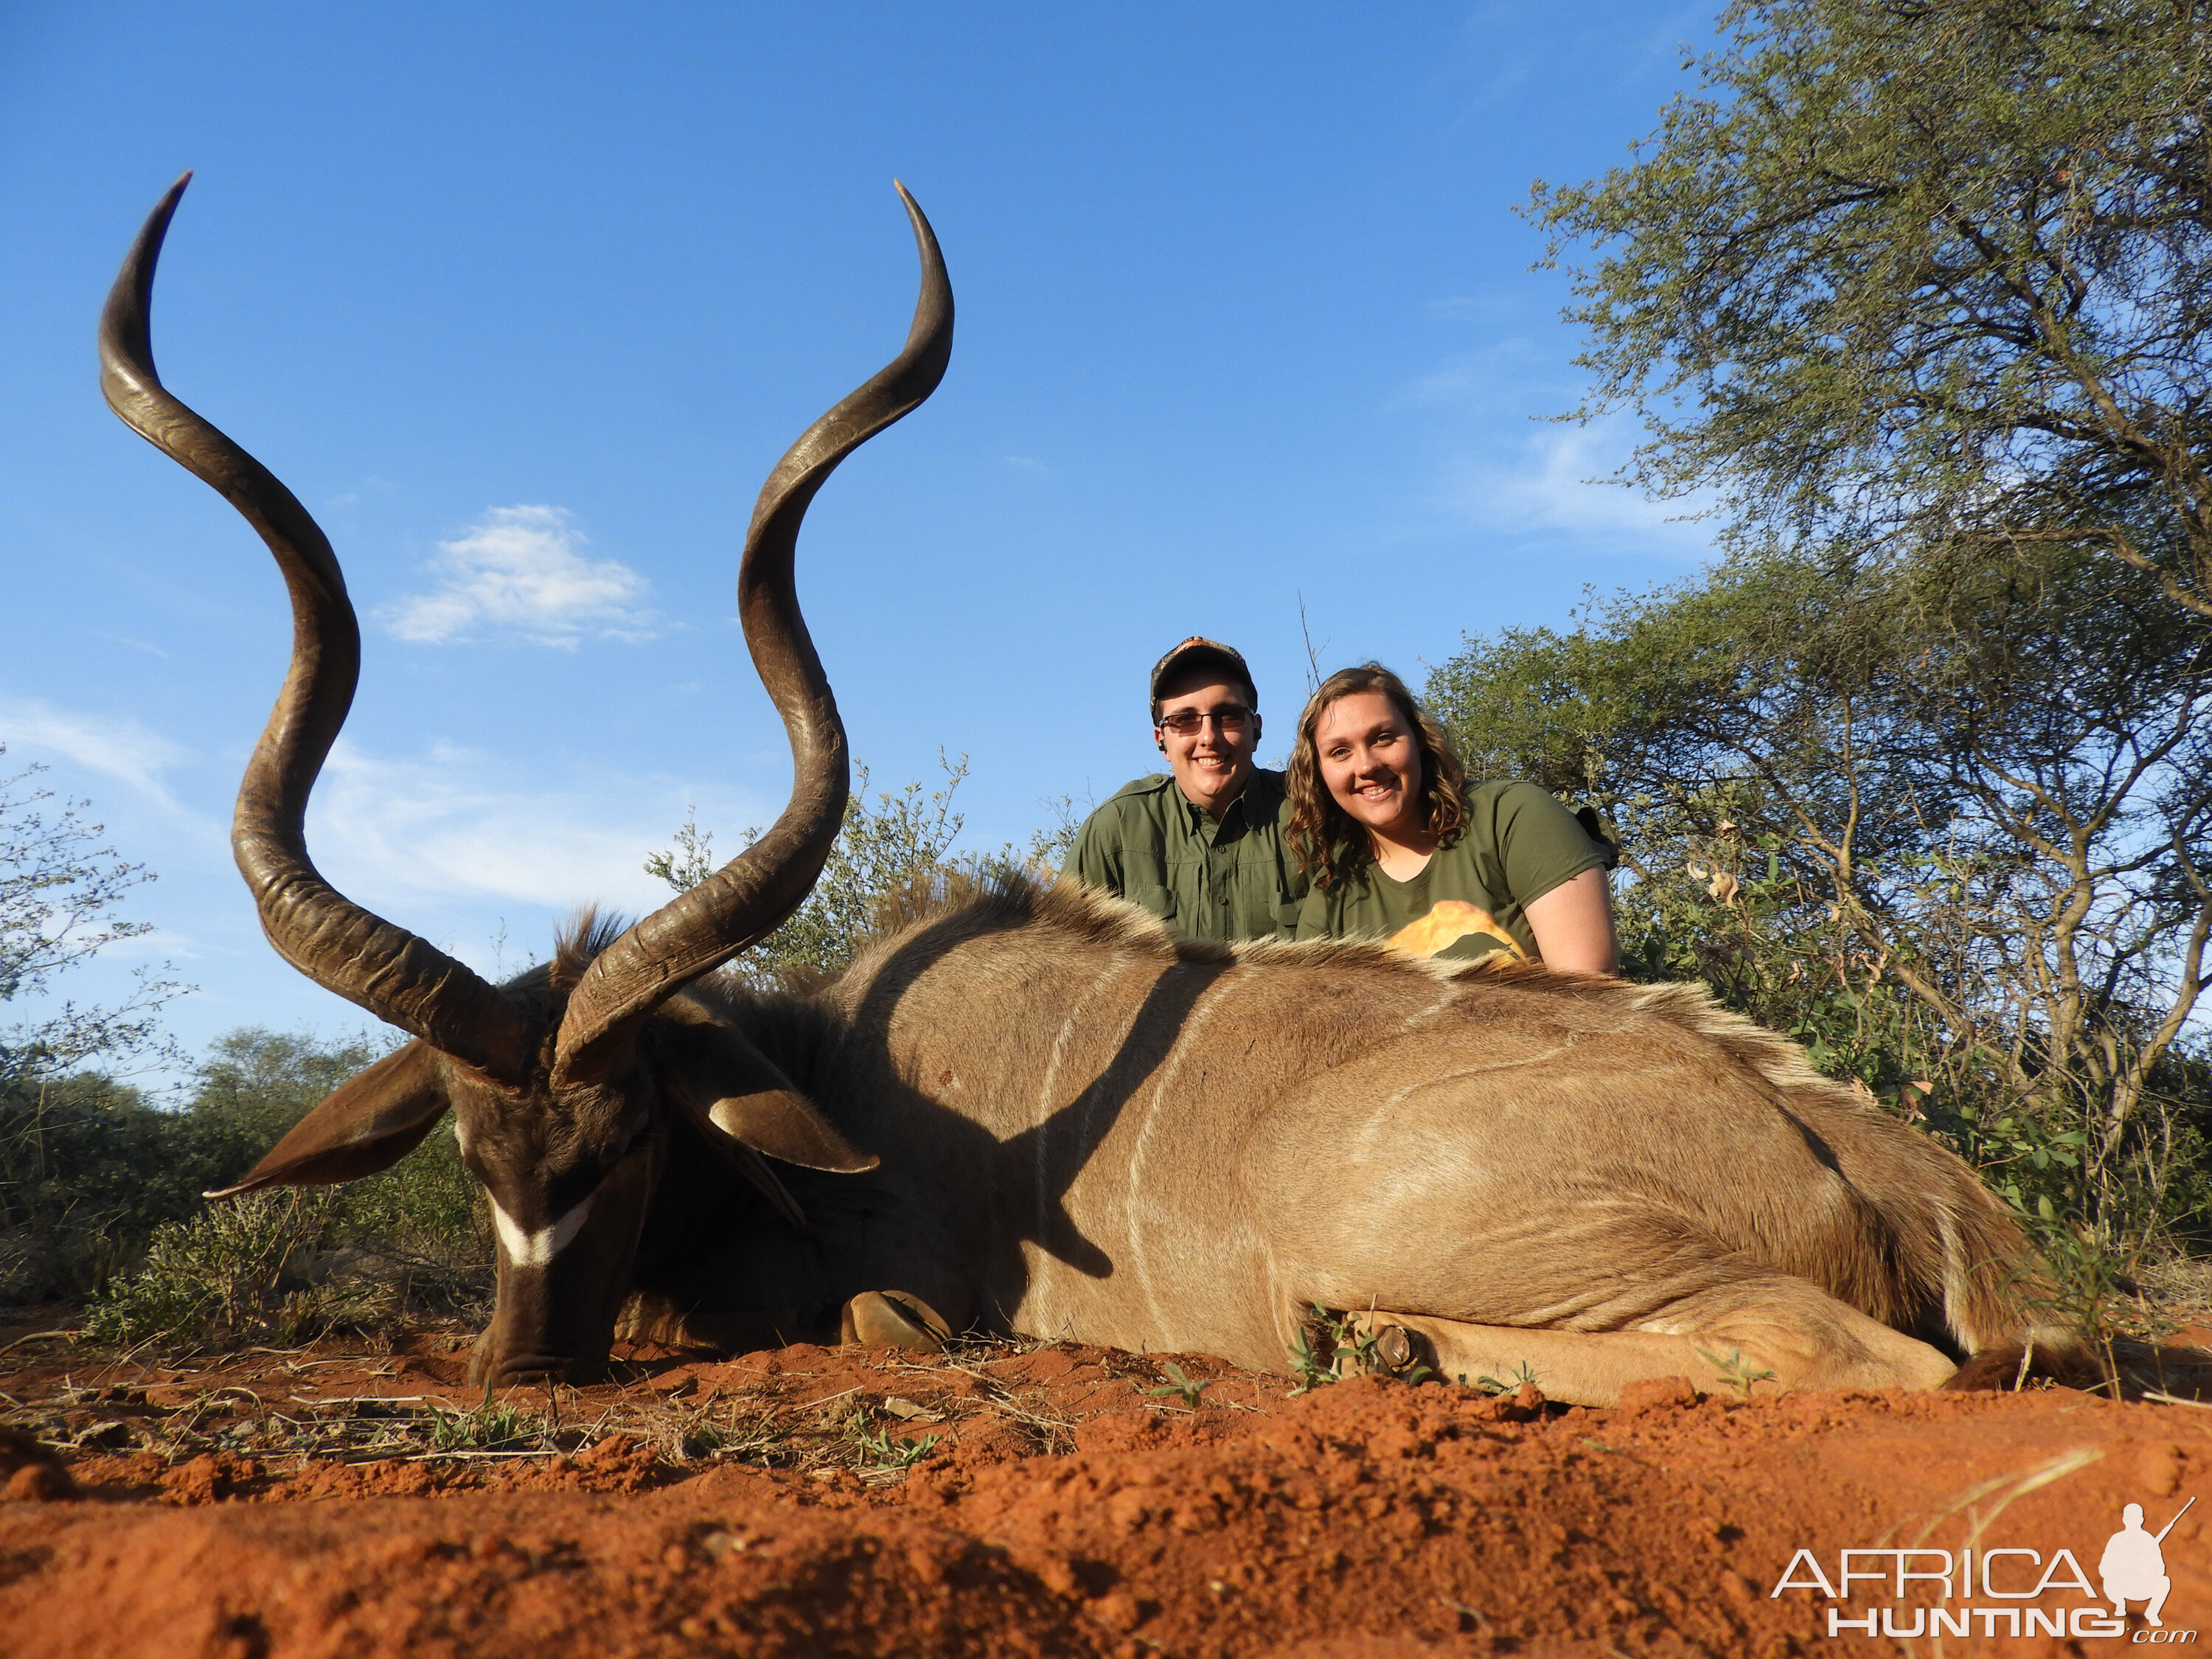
[83,1116,490,1351]
[83,1188,341,1348]
[1,1071,178,1299]
[0,1028,394,1304]
[3,1024,493,1348]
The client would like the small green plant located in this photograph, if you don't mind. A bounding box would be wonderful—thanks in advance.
[844,1408,939,1472]
[427,1397,542,1452]
[1147,1362,1211,1409]
[1470,1360,1541,1397]
[1999,1201,2172,1395]
[1290,1323,1335,1394]
[1699,1346,1778,1402]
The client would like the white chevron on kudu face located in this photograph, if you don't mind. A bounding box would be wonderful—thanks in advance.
[490,1193,594,1270]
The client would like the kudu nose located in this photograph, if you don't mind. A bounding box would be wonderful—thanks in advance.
[467,1328,613,1391]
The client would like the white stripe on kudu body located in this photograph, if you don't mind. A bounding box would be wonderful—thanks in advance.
[1127,967,1240,1348]
[1034,951,1135,1238]
[491,1194,594,1270]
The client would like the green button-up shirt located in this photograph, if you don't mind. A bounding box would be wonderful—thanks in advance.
[1063,768,1308,942]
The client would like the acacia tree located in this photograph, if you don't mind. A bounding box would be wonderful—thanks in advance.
[0,748,194,1298]
[1528,0,2212,624]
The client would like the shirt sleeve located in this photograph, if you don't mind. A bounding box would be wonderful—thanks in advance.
[1064,800,1126,896]
[1289,881,1338,941]
[1494,782,1610,908]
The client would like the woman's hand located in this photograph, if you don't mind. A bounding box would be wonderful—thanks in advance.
[1524,867,1619,975]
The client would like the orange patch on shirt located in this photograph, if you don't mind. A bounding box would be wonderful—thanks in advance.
[1388,900,1526,963]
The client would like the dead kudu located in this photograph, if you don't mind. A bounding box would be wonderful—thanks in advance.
[102,178,2197,1406]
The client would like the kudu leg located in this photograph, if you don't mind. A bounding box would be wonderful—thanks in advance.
[1354,1276,1958,1408]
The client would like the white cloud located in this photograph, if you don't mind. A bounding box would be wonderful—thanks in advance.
[1444,418,1715,541]
[1399,336,1553,408]
[380,505,653,647]
[0,699,195,809]
[307,738,747,916]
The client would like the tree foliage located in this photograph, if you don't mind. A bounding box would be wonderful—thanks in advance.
[1528,0,2212,624]
[0,750,185,1082]
[648,757,974,990]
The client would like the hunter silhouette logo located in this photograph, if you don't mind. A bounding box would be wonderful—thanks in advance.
[1771,1493,2197,1640]
[2104,1498,2192,1630]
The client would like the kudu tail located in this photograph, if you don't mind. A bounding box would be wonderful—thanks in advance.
[1937,1190,2212,1399]
[1759,1074,2074,1375]
[1615,979,2195,1394]
[1840,1104,2212,1399]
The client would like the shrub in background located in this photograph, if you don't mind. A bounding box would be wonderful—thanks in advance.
[647,756,1083,991]
[5,1026,493,1347]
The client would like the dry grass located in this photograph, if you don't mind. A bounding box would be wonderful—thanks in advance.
[0,1325,1198,1486]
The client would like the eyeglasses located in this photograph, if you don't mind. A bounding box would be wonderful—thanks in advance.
[1158,706,1252,736]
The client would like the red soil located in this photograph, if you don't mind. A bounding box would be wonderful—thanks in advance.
[1,1321,2208,1658]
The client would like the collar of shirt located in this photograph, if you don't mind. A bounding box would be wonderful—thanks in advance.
[1177,769,1281,843]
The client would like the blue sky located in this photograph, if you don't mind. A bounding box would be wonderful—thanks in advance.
[1,2,1717,1082]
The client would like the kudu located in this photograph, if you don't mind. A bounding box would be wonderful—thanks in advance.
[103,177,2151,1407]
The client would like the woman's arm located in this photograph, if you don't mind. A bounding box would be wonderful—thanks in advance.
[1524,866,1619,974]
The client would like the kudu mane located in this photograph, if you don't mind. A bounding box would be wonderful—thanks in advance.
[548,908,634,995]
[821,872,1868,1110]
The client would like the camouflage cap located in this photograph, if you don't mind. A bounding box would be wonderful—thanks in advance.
[1149,636,1258,723]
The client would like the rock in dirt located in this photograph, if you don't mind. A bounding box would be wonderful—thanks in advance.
[0,1425,76,1501]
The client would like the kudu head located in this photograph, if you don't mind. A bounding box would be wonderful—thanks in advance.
[100,173,953,1386]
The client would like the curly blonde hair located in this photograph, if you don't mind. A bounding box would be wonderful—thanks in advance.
[1286,663,1468,892]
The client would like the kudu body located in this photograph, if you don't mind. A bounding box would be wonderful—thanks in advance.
[634,882,2040,1404]
[105,177,2094,1406]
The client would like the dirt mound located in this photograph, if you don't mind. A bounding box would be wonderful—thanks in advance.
[1,1318,2207,1656]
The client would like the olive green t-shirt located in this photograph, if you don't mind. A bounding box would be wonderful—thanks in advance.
[1064,768,1307,942]
[1290,781,1610,963]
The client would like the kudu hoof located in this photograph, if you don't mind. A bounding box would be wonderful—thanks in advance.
[1332,1318,1428,1381]
[841,1290,951,1353]
[1371,1324,1417,1374]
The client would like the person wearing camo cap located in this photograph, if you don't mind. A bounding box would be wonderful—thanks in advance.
[1062,636,1308,942]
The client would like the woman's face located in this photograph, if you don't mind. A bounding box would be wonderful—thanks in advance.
[1313,689,1426,841]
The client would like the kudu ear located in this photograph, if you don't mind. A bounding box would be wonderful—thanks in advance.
[651,1016,877,1175]
[204,1042,451,1199]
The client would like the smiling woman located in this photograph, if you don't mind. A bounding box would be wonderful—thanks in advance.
[1284,662,1618,973]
